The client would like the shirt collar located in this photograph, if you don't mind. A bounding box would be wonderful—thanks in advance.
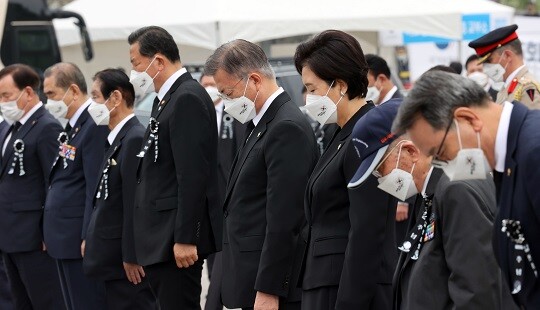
[19,102,43,125]
[380,85,398,105]
[215,100,224,113]
[69,98,91,127]
[252,87,284,126]
[505,65,526,87]
[494,101,513,172]
[157,68,188,101]
[107,114,135,145]
[421,166,434,197]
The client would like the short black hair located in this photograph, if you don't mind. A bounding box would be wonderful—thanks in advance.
[465,54,480,69]
[0,64,40,91]
[294,30,368,99]
[128,26,181,63]
[449,61,463,75]
[93,69,135,108]
[44,62,87,94]
[365,54,391,79]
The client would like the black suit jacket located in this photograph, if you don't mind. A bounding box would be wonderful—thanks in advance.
[301,103,373,290]
[336,174,397,310]
[395,170,517,310]
[43,106,109,259]
[0,107,62,253]
[216,107,245,205]
[221,91,318,308]
[83,117,145,281]
[494,102,540,308]
[134,71,220,266]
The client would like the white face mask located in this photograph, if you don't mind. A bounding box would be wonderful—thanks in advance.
[46,88,72,120]
[223,78,258,124]
[205,86,220,103]
[432,120,488,181]
[88,99,115,126]
[377,143,419,201]
[1,91,25,124]
[483,54,507,84]
[304,81,344,125]
[130,56,159,101]
[366,86,381,103]
[467,71,489,88]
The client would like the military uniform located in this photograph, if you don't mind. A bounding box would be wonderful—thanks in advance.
[469,24,540,110]
[496,67,540,108]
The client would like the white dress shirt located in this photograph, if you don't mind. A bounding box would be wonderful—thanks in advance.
[504,65,526,88]
[157,68,188,101]
[380,85,398,105]
[215,100,224,134]
[107,114,135,145]
[69,99,92,128]
[494,101,513,173]
[252,87,284,127]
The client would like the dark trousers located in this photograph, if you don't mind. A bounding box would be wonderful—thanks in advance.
[302,286,338,310]
[145,259,203,310]
[3,251,65,310]
[104,277,158,310]
[56,258,106,310]
[0,254,14,310]
[204,252,223,310]
[243,301,300,310]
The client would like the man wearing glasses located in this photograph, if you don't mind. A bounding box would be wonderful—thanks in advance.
[204,39,318,310]
[393,70,539,309]
[348,99,514,309]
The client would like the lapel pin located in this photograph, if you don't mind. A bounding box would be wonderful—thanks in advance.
[338,143,342,150]
[507,168,512,176]
[257,132,261,137]
[75,127,79,133]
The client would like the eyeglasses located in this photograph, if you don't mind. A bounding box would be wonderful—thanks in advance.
[431,120,453,167]
[217,77,244,101]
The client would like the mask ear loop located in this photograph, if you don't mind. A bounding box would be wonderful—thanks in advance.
[324,80,335,97]
[476,131,481,148]
[454,119,463,150]
[144,56,157,72]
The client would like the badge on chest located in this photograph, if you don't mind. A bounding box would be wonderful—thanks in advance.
[423,213,436,242]
[59,144,77,161]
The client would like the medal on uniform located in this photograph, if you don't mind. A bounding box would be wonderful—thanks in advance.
[137,117,159,162]
[9,139,25,176]
[57,132,69,169]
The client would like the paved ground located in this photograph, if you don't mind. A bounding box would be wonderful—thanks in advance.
[200,260,238,310]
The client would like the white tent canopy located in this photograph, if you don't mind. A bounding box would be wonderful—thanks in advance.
[55,0,512,50]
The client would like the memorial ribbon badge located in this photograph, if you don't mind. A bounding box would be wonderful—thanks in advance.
[8,139,25,176]
[137,117,159,162]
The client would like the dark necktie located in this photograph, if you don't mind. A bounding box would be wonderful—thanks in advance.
[493,171,503,203]
[3,121,22,156]
[65,122,72,135]
[151,96,160,117]
[243,121,255,145]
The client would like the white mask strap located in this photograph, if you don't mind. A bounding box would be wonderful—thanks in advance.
[454,119,463,150]
[410,162,416,174]
[476,131,481,148]
[144,56,157,72]
[324,80,335,97]
[242,77,250,97]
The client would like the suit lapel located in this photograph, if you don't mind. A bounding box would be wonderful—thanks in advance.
[0,107,45,177]
[137,72,192,175]
[223,92,289,209]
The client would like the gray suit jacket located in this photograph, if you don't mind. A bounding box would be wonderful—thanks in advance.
[394,170,517,310]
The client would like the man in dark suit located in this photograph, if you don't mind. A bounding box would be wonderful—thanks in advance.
[392,70,538,308]
[199,72,245,310]
[0,119,14,310]
[129,26,221,309]
[43,63,109,310]
[204,39,318,310]
[365,54,403,106]
[0,64,65,309]
[82,68,157,309]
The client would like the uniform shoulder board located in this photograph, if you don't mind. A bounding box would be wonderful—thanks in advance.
[515,77,540,102]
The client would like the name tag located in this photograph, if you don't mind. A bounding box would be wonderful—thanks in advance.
[59,144,77,161]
